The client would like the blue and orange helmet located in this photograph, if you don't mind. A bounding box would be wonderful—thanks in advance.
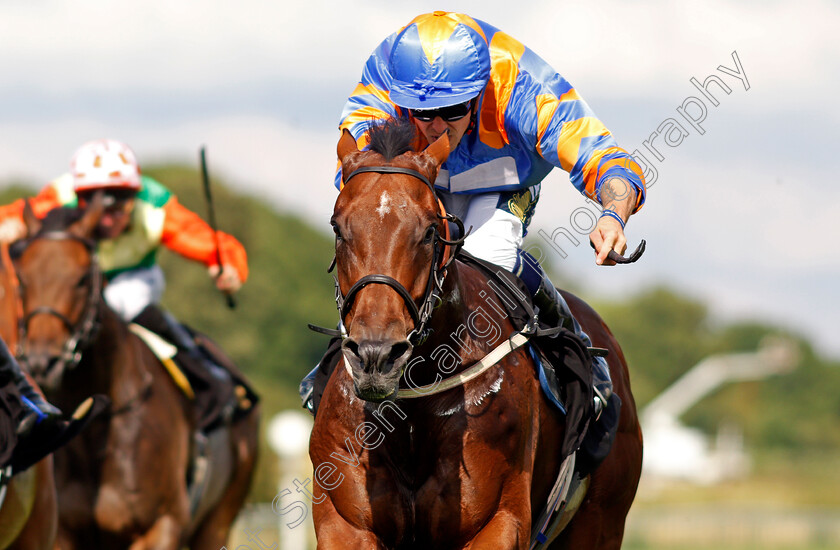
[388,12,491,110]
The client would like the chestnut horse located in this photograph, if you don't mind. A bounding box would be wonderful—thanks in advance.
[0,242,58,550]
[309,120,643,549]
[10,199,259,550]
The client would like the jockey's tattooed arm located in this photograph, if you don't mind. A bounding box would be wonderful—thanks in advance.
[591,177,639,266]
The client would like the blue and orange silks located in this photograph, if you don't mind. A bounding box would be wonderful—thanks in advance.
[337,12,646,211]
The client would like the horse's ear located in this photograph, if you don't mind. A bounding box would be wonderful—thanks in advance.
[71,191,105,238]
[424,133,450,168]
[22,199,41,237]
[337,129,359,163]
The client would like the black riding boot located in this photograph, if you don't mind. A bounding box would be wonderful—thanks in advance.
[132,305,237,431]
[0,339,105,474]
[515,251,613,418]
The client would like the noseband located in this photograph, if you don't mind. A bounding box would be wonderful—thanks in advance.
[12,231,103,374]
[324,165,464,345]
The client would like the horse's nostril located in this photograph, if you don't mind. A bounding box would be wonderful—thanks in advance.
[387,341,412,367]
[346,339,412,375]
[343,339,360,359]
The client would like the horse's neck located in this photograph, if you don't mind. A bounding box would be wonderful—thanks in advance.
[435,260,510,341]
[379,263,513,472]
[0,246,19,347]
[413,260,514,385]
[0,272,17,348]
[76,305,144,400]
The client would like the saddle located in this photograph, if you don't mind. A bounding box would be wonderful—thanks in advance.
[130,306,258,433]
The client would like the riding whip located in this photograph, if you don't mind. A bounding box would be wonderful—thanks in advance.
[200,146,236,309]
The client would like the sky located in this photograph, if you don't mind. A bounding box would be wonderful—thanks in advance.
[1,0,838,359]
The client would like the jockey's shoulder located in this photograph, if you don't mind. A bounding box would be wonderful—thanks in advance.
[136,175,173,208]
[47,173,77,205]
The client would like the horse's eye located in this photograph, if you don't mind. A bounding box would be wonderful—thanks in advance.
[331,222,343,241]
[9,240,27,260]
[75,273,90,289]
[422,226,435,245]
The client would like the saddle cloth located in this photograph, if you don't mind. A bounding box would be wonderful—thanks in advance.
[128,323,195,399]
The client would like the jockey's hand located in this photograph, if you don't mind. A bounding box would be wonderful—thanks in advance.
[208,264,242,293]
[0,218,26,244]
[589,216,627,266]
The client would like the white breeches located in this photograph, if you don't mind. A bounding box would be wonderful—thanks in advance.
[438,192,524,271]
[103,265,165,321]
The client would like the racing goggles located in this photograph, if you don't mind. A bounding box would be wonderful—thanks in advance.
[77,188,138,213]
[410,100,473,122]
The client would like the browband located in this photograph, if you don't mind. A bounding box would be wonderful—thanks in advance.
[343,166,434,194]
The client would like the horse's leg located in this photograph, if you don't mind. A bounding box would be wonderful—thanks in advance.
[125,516,182,550]
[53,531,72,550]
[463,509,529,550]
[54,524,94,550]
[189,410,260,550]
[53,528,83,550]
[313,498,384,550]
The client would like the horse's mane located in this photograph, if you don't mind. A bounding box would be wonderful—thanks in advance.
[39,207,84,233]
[367,117,417,161]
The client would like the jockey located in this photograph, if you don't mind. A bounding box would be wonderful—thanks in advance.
[0,139,251,431]
[302,12,646,417]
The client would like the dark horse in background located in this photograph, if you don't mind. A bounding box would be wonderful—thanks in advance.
[0,242,58,550]
[309,119,643,549]
[8,198,260,550]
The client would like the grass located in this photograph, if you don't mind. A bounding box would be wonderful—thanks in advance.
[634,450,840,509]
[623,544,836,550]
[623,450,840,549]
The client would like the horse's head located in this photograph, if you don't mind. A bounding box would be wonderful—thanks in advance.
[12,196,105,391]
[333,118,452,402]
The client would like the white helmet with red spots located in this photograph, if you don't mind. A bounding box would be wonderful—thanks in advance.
[71,139,141,193]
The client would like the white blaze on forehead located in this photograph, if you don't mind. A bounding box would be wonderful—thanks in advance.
[376,191,392,220]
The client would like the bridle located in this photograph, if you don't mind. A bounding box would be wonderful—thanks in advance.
[11,231,103,375]
[318,165,466,346]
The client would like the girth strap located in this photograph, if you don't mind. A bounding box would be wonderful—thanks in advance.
[396,330,533,399]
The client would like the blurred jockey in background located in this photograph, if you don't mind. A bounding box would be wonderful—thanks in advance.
[0,139,252,432]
